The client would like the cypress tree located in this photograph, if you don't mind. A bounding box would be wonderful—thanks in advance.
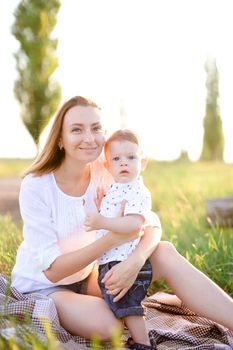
[12,0,61,151]
[200,58,224,161]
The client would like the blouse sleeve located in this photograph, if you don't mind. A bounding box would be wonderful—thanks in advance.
[146,210,162,229]
[19,175,61,271]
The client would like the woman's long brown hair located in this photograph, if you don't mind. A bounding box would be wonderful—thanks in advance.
[24,96,101,177]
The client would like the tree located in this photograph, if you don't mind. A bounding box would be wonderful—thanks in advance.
[200,58,224,161]
[176,149,190,163]
[12,0,61,151]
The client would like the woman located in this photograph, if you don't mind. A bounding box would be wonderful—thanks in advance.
[11,96,233,342]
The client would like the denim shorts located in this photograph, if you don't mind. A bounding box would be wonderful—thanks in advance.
[98,259,152,318]
[31,277,88,297]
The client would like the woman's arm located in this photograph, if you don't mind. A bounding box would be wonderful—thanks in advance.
[102,222,162,301]
[20,175,141,284]
[44,230,138,282]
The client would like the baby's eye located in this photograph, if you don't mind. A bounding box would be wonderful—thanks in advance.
[128,155,136,160]
[113,156,120,161]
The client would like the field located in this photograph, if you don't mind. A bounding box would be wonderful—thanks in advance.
[1,158,233,293]
[0,158,233,348]
[0,158,32,178]
[144,160,233,295]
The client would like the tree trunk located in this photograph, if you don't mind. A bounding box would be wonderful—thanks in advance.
[206,196,233,227]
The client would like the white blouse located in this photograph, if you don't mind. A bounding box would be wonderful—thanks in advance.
[11,160,112,293]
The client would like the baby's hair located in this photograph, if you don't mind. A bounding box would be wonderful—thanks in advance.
[104,129,139,157]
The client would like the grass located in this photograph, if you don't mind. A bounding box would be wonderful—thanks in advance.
[0,158,33,178]
[0,216,22,276]
[143,160,233,295]
[0,158,233,348]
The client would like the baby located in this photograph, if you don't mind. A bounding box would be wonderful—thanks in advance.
[85,129,159,349]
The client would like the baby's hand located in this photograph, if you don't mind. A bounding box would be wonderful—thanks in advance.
[84,213,104,231]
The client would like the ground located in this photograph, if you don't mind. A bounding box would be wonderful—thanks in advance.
[0,177,21,222]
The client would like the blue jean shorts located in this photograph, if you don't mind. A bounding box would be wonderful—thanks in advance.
[31,277,88,297]
[98,260,152,319]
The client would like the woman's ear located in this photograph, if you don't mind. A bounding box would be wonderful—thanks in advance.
[141,157,148,171]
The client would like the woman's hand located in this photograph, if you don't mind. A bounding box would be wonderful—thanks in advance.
[94,186,105,211]
[101,253,145,302]
[101,200,145,300]
[103,223,162,301]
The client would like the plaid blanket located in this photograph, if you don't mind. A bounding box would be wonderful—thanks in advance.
[0,275,233,349]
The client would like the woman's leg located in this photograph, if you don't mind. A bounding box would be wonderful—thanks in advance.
[50,290,122,340]
[150,241,233,330]
[86,264,102,297]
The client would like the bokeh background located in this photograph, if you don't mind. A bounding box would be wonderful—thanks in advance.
[1,0,233,162]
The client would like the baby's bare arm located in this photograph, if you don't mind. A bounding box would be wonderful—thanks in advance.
[85,213,144,234]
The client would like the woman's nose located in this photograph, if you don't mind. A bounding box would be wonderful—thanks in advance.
[83,130,94,142]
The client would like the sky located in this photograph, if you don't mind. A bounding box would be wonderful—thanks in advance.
[1,0,233,162]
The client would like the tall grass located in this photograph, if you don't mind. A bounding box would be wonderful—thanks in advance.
[0,216,22,276]
[144,160,233,295]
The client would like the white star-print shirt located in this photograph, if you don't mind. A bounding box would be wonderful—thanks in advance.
[97,177,160,264]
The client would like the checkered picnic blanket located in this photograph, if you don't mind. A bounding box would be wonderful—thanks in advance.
[0,275,233,349]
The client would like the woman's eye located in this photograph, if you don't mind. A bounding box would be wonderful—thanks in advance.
[72,128,82,133]
[92,126,103,133]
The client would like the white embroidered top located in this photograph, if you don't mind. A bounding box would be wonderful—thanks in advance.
[97,177,161,264]
[11,160,112,293]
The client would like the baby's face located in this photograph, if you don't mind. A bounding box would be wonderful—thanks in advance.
[105,140,142,183]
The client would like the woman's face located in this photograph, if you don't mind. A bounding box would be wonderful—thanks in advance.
[61,105,105,164]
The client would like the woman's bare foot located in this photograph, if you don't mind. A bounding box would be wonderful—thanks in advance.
[154,292,182,306]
